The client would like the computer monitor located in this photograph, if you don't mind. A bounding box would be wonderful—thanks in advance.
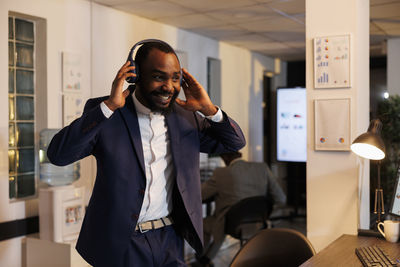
[389,168,400,217]
[276,87,307,162]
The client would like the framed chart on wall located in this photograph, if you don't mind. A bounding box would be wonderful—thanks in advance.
[62,52,82,93]
[314,98,351,151]
[314,34,351,89]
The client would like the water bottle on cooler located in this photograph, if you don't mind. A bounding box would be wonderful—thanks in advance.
[39,129,80,186]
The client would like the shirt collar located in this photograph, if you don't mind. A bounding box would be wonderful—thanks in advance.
[132,90,152,115]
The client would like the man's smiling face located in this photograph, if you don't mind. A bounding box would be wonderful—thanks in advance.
[135,48,181,113]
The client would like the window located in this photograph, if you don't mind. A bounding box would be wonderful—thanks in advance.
[8,16,36,199]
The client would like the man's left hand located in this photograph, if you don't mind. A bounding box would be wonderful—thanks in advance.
[175,68,218,116]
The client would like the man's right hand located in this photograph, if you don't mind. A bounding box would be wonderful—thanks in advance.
[104,61,136,111]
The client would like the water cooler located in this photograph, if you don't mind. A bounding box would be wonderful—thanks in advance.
[39,185,85,242]
[26,129,88,267]
[38,129,84,243]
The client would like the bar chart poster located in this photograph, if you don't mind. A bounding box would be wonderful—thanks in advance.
[314,35,350,89]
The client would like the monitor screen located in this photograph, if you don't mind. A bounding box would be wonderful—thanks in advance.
[276,87,307,162]
[389,169,400,217]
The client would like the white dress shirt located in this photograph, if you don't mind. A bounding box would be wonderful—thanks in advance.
[100,92,222,222]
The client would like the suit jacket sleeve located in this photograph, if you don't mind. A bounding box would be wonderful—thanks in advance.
[47,97,107,166]
[195,110,246,154]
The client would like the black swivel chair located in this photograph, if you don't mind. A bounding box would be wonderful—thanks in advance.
[224,196,273,247]
[229,228,316,267]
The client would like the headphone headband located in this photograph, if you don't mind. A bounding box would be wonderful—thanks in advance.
[127,39,173,64]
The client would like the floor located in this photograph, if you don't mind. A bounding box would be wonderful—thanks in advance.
[187,214,307,267]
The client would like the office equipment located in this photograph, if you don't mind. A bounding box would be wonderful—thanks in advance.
[300,235,400,266]
[230,228,315,267]
[355,246,397,266]
[276,87,307,162]
[351,119,386,224]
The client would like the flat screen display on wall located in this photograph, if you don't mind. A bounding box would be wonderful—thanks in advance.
[276,87,307,162]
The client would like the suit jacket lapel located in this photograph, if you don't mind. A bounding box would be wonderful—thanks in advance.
[166,108,181,176]
[119,95,145,175]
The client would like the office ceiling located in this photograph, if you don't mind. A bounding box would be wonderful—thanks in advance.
[93,0,400,61]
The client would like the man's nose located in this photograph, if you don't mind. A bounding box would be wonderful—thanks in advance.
[162,79,174,92]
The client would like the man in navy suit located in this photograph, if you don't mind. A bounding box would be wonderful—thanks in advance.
[47,40,245,267]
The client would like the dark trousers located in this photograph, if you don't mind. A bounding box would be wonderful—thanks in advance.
[124,225,186,267]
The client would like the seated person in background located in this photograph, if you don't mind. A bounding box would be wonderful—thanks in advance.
[198,151,286,266]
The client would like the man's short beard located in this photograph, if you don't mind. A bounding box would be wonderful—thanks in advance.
[144,90,179,115]
[160,93,178,115]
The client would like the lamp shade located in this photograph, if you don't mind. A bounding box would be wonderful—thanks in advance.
[350,119,385,160]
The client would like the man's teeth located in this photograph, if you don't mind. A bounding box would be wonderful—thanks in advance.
[160,95,170,100]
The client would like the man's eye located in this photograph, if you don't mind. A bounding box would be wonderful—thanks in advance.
[153,75,163,81]
[173,76,180,82]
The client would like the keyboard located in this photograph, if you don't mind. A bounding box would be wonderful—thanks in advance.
[355,246,397,266]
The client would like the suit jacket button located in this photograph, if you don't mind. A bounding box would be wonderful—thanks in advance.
[139,189,145,195]
[131,214,139,220]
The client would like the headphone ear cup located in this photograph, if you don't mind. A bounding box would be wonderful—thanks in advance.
[126,61,138,84]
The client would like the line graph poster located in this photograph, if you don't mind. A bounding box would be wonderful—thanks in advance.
[314,35,350,89]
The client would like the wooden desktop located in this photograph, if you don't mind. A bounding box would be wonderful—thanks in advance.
[300,234,400,266]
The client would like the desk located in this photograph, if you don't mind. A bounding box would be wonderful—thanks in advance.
[300,234,400,266]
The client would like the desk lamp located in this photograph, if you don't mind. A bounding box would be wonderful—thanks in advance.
[351,119,386,225]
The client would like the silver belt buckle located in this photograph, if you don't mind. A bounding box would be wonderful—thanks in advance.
[138,223,149,233]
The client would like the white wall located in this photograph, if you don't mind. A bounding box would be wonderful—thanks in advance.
[0,1,280,266]
[306,0,370,251]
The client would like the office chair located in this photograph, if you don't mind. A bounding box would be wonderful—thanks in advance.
[229,228,316,267]
[224,196,273,246]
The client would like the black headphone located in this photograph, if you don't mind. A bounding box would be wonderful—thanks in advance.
[125,39,182,85]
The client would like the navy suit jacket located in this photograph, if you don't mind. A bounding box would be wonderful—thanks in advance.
[47,91,245,266]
